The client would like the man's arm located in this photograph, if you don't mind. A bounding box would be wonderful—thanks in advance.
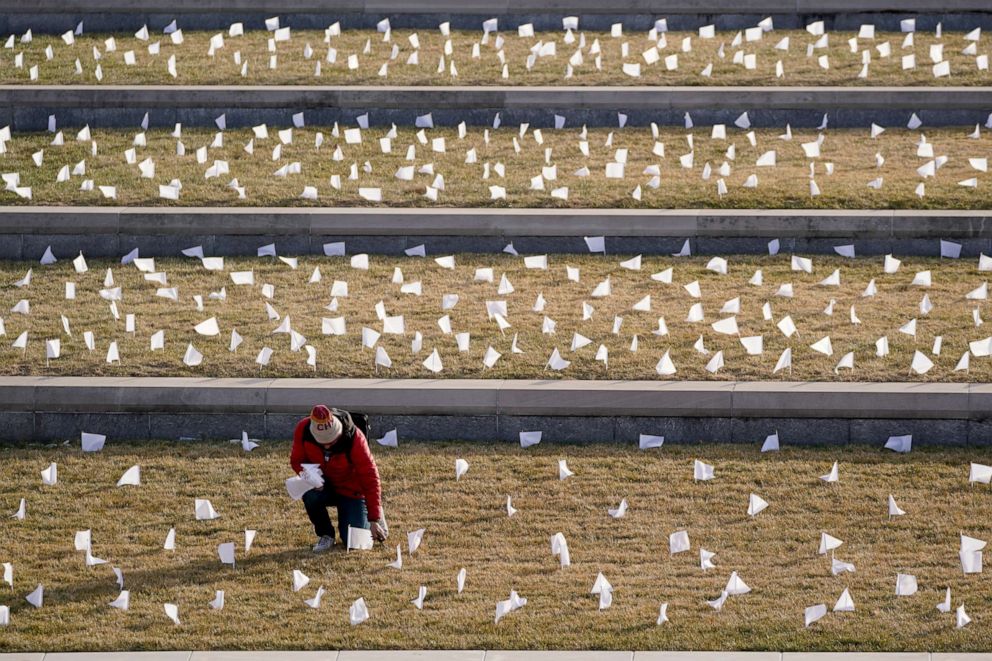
[350,430,382,522]
[289,419,307,474]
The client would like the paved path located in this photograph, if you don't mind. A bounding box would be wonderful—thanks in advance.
[2,652,990,660]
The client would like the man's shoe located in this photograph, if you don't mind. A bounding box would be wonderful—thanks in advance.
[312,535,335,553]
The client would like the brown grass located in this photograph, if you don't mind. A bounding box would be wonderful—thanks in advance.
[0,254,989,382]
[1,29,989,87]
[1,126,992,210]
[0,441,990,652]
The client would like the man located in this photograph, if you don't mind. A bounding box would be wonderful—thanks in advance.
[290,405,387,553]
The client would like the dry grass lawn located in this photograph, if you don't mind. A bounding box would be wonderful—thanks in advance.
[2,126,992,209]
[0,254,990,382]
[1,29,989,87]
[0,441,991,652]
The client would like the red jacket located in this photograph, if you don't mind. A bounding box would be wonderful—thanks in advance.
[290,417,382,521]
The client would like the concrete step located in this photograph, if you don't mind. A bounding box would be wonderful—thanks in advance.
[0,376,988,445]
[2,86,990,130]
[1,0,991,34]
[1,208,989,260]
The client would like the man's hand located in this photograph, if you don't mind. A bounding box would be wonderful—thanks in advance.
[299,472,323,491]
[370,520,388,541]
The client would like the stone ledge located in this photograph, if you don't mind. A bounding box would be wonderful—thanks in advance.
[2,86,990,116]
[633,654,781,661]
[4,8,992,43]
[781,654,928,661]
[496,380,737,416]
[732,382,974,420]
[264,378,499,415]
[10,651,992,661]
[0,377,987,422]
[1,0,990,13]
[2,208,990,242]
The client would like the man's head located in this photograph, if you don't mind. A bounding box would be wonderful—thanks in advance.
[309,405,343,446]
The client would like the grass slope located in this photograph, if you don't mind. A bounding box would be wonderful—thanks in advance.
[2,29,988,87]
[0,254,988,382]
[0,441,990,651]
[2,127,991,209]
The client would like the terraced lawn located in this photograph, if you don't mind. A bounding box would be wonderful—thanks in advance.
[1,441,990,651]
[1,28,988,87]
[0,254,989,382]
[2,126,991,209]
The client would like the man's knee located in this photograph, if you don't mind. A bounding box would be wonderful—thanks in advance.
[339,498,369,527]
[302,489,324,507]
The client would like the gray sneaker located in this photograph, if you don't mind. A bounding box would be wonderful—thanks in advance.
[312,535,335,553]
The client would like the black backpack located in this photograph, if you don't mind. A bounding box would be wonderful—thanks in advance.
[351,411,371,438]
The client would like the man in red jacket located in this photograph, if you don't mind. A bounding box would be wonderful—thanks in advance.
[290,405,387,553]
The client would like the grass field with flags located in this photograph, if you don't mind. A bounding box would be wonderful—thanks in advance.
[1,440,991,651]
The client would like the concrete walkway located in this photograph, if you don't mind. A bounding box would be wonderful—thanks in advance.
[1,651,989,660]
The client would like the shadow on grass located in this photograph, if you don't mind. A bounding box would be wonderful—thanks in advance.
[6,547,308,616]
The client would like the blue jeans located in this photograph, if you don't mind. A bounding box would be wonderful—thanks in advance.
[302,488,369,540]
